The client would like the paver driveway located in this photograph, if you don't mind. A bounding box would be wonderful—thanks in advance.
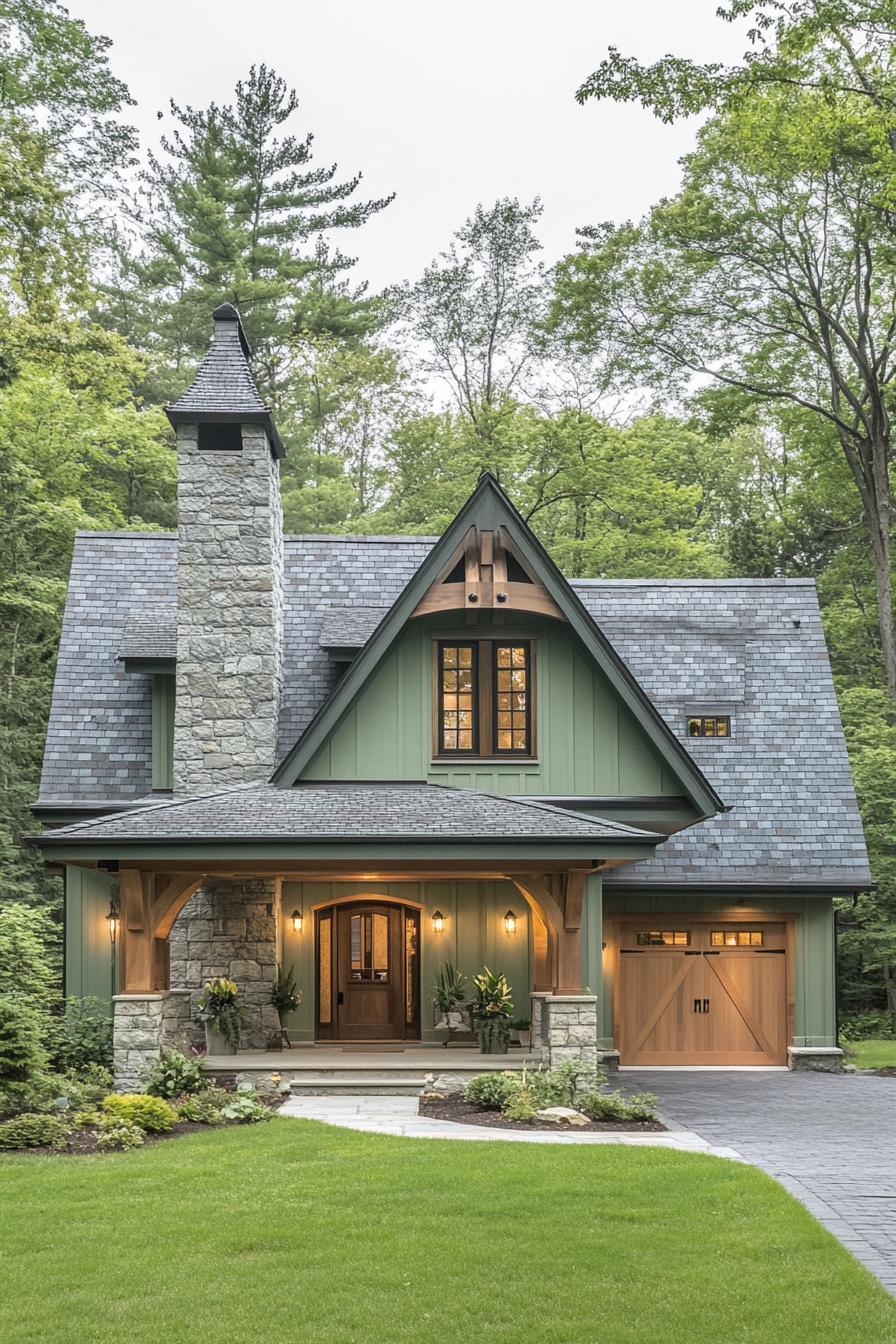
[620,1068,896,1292]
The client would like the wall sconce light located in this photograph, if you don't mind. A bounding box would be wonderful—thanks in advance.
[431,910,445,935]
[106,897,119,996]
[106,897,120,947]
[291,909,304,934]
[503,909,518,935]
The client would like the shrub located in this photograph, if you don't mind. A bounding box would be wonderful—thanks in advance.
[463,1072,517,1109]
[503,1087,538,1122]
[0,1112,68,1151]
[539,1060,607,1107]
[220,1088,272,1124]
[578,1089,633,1122]
[840,1011,896,1042]
[144,1049,207,1098]
[624,1092,660,1123]
[0,998,47,1088]
[59,998,113,1070]
[176,1095,225,1125]
[101,1093,177,1133]
[71,1109,102,1129]
[96,1121,144,1152]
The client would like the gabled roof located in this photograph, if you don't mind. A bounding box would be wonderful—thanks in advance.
[36,533,871,886]
[272,474,725,818]
[165,303,284,458]
[34,781,661,852]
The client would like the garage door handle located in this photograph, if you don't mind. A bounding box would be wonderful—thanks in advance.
[693,998,710,1014]
[755,949,785,954]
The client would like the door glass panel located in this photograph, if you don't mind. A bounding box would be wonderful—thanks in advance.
[350,912,390,981]
[636,930,690,946]
[318,916,332,1024]
[405,911,418,1026]
[711,929,764,947]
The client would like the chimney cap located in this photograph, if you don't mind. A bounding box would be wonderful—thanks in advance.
[163,301,284,458]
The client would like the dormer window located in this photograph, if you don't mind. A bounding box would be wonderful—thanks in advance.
[687,715,731,738]
[436,640,534,758]
[198,422,242,451]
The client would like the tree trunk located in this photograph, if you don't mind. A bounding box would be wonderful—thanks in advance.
[866,492,896,703]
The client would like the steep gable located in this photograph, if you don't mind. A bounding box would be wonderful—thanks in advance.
[273,474,724,818]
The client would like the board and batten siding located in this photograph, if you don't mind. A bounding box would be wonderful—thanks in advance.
[279,880,532,1043]
[302,614,682,796]
[65,866,118,1004]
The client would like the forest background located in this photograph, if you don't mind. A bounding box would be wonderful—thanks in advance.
[1,0,894,1034]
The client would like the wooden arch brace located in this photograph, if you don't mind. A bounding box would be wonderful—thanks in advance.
[412,526,565,620]
[119,870,204,993]
[510,870,588,996]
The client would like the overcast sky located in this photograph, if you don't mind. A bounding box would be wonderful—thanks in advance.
[74,0,747,291]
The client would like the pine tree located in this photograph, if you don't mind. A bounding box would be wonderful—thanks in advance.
[103,64,392,402]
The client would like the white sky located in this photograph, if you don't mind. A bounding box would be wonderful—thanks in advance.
[74,0,747,291]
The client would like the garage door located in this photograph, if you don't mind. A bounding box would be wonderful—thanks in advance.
[618,922,787,1066]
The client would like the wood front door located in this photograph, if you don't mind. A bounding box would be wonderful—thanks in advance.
[618,922,787,1066]
[315,902,421,1041]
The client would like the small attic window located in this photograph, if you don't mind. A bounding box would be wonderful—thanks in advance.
[687,715,731,739]
[198,422,242,451]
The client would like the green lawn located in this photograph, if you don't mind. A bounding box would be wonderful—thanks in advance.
[847,1039,896,1069]
[1,1120,894,1344]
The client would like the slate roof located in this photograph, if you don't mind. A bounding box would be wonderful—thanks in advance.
[38,536,871,887]
[319,606,389,650]
[164,303,283,456]
[118,613,176,662]
[36,783,659,846]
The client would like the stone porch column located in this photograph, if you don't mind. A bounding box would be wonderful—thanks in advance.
[542,994,599,1067]
[112,989,192,1091]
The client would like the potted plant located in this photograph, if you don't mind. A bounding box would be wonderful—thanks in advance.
[196,977,244,1054]
[470,967,513,1054]
[510,1018,532,1050]
[271,963,302,1047]
[432,963,467,1036]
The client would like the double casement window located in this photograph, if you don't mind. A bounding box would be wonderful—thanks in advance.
[436,640,534,758]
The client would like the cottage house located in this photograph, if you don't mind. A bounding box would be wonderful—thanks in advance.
[33,304,871,1087]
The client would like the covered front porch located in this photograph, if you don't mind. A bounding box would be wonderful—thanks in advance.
[35,781,664,1088]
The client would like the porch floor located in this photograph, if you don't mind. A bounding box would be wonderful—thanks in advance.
[202,1046,544,1074]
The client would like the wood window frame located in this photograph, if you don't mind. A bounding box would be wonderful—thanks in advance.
[687,715,731,739]
[433,637,536,760]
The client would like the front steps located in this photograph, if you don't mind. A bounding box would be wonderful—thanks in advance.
[200,1046,546,1096]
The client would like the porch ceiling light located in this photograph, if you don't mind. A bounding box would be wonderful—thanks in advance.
[503,909,518,935]
[291,909,304,933]
[431,910,445,935]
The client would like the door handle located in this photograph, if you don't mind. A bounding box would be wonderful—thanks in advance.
[693,998,710,1014]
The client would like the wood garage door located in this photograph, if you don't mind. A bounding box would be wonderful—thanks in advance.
[618,922,787,1066]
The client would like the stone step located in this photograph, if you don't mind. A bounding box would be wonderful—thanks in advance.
[290,1075,431,1096]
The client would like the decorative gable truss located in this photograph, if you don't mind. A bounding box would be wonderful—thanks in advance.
[412,525,564,621]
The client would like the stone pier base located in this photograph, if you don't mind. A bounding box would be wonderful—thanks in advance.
[788,1046,844,1073]
[112,990,192,1091]
[541,994,600,1067]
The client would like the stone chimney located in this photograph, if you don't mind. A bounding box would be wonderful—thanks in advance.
[165,303,285,792]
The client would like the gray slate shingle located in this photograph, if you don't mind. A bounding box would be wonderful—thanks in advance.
[118,613,176,662]
[40,782,658,845]
[38,536,871,885]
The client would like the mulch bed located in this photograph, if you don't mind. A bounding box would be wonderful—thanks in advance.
[3,1120,210,1158]
[419,1092,666,1132]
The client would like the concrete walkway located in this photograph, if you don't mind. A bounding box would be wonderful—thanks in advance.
[278,1093,743,1155]
[619,1068,896,1294]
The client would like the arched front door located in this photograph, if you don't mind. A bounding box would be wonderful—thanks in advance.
[315,901,421,1041]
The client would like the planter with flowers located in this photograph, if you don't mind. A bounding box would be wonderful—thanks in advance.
[470,968,513,1054]
[196,977,244,1055]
